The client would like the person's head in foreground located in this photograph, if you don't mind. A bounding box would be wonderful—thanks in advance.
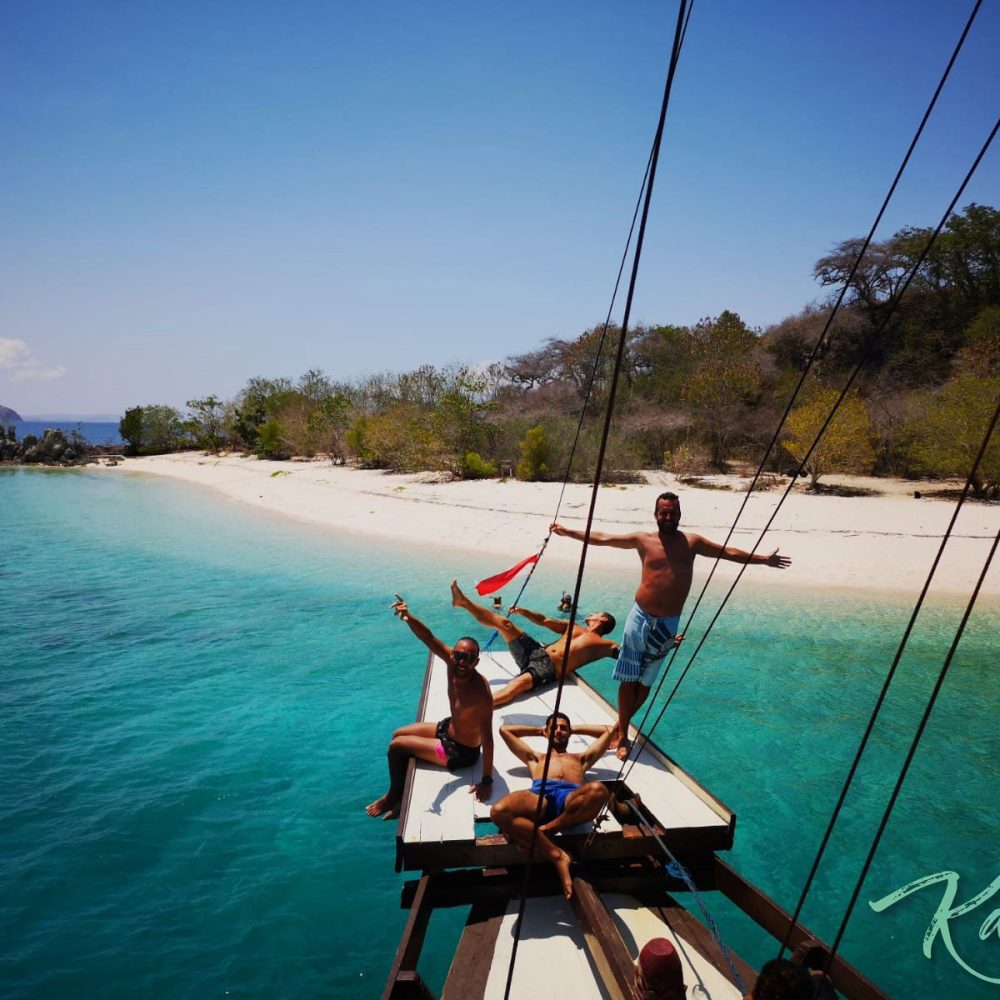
[750,958,813,1000]
[636,937,685,1000]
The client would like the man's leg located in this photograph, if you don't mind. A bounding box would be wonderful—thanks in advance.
[450,580,523,643]
[490,790,575,900]
[365,722,443,819]
[538,781,609,836]
[614,682,651,760]
[491,671,535,707]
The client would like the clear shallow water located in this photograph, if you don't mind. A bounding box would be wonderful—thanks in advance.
[1,468,997,998]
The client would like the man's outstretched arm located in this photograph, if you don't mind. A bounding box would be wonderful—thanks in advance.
[551,523,643,550]
[689,536,791,568]
[391,594,451,661]
[509,606,570,635]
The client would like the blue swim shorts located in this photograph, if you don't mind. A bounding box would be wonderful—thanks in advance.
[530,778,580,823]
[612,602,680,688]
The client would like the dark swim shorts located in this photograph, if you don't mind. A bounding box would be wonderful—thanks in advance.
[508,633,557,689]
[435,717,481,771]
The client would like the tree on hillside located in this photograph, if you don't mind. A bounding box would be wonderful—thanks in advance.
[907,374,1000,499]
[186,396,226,453]
[784,388,875,488]
[119,404,185,455]
[430,369,498,474]
[681,311,763,469]
[119,407,145,455]
[810,205,1000,382]
[631,324,698,404]
[957,304,1000,377]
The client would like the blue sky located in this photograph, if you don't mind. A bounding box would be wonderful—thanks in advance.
[1,1,997,417]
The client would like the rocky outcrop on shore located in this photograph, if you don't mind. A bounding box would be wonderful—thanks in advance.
[0,426,120,466]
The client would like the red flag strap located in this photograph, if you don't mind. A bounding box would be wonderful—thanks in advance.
[475,554,539,596]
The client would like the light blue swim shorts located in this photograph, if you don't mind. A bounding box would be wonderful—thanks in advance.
[612,602,680,688]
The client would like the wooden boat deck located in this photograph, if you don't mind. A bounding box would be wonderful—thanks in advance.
[444,891,747,1000]
[396,650,734,871]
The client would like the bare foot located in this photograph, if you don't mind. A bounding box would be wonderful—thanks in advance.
[553,849,574,900]
[609,722,623,750]
[382,806,400,821]
[615,738,632,762]
[365,794,397,818]
[450,579,468,608]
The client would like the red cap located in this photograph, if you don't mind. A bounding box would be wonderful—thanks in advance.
[638,937,684,994]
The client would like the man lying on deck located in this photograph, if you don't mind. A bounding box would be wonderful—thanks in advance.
[491,713,616,900]
[365,595,494,820]
[450,580,618,706]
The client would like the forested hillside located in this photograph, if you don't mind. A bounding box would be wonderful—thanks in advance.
[120,204,1000,497]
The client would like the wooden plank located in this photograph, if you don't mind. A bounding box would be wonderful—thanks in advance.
[481,895,611,998]
[441,898,508,1000]
[603,893,747,1000]
[570,877,639,1000]
[382,874,435,1000]
[388,971,435,1000]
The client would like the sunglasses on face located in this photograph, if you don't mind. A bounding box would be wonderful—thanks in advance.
[453,650,477,664]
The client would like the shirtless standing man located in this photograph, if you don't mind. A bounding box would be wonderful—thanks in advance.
[491,713,616,899]
[450,580,618,706]
[365,595,494,820]
[552,491,791,759]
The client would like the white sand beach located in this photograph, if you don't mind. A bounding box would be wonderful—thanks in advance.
[98,452,1000,598]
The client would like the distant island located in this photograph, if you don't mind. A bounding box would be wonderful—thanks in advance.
[0,404,23,423]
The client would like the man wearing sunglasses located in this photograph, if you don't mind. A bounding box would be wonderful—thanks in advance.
[365,594,494,820]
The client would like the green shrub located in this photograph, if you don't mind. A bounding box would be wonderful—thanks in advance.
[460,451,497,479]
[516,425,552,481]
[257,419,290,460]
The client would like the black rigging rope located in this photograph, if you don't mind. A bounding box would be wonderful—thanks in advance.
[501,3,693,996]
[767,111,1000,969]
[604,110,1000,848]
[492,1,697,619]
[822,392,1000,978]
[589,0,992,835]
[482,143,654,629]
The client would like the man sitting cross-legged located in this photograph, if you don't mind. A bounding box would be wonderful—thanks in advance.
[490,713,616,900]
[365,594,494,820]
[450,580,618,706]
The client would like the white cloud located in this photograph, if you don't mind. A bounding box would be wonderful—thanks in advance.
[10,366,66,383]
[0,339,31,368]
[0,338,66,383]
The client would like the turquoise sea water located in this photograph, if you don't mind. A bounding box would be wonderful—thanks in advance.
[2,468,998,999]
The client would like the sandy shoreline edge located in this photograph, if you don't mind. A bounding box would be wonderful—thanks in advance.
[94,452,1000,598]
